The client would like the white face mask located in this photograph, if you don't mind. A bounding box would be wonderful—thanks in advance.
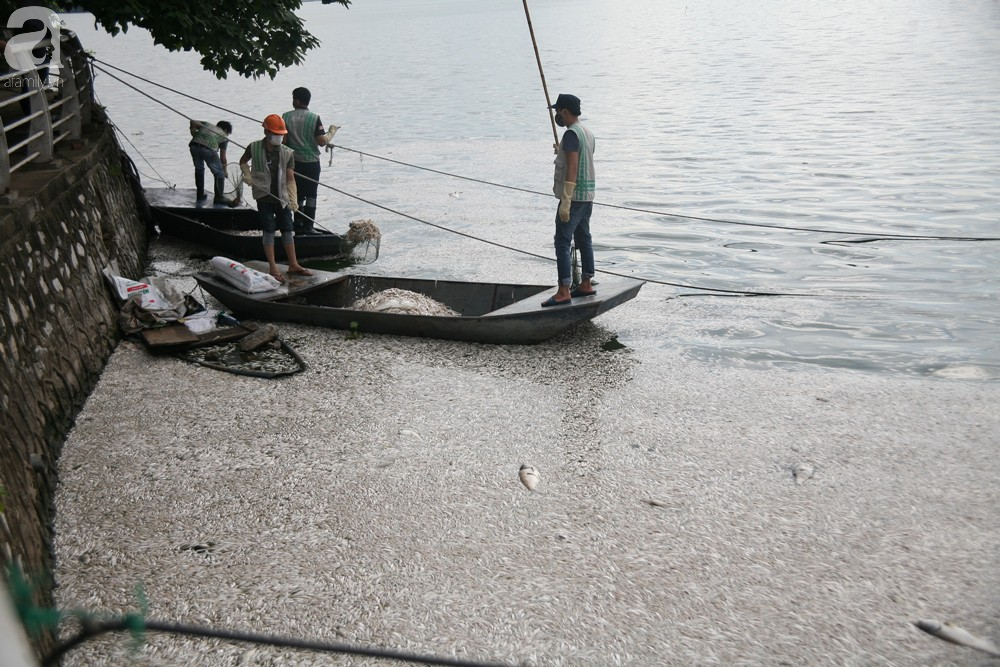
[269,134,283,146]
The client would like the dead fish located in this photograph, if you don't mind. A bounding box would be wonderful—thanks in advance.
[518,464,540,491]
[791,463,814,485]
[399,429,422,441]
[915,619,1000,657]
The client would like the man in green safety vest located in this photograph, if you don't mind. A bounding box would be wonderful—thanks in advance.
[239,114,314,283]
[283,87,337,234]
[188,119,232,204]
[542,94,597,307]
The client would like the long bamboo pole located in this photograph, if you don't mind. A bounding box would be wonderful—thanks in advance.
[521,0,559,151]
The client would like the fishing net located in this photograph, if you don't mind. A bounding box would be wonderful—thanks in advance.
[177,339,306,378]
[349,288,459,317]
[343,218,381,264]
[222,162,244,204]
[221,159,379,265]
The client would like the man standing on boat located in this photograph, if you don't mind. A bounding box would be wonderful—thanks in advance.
[542,93,597,307]
[238,114,314,283]
[188,120,233,204]
[283,87,337,235]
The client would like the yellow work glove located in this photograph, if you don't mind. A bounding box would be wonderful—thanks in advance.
[322,124,340,144]
[558,181,575,223]
[286,179,299,212]
[239,163,252,183]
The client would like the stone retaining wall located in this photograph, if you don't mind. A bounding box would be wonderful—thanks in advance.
[0,111,148,656]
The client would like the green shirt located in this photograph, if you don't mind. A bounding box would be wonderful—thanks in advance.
[282,108,322,163]
[190,122,228,152]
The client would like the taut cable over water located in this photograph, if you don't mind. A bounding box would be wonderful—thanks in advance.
[88,58,999,298]
[89,59,999,243]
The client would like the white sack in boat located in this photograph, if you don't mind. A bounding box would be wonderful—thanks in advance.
[210,257,281,294]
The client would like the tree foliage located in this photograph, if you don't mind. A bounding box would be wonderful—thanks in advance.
[2,0,351,79]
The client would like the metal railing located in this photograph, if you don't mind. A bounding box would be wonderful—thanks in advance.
[0,29,94,194]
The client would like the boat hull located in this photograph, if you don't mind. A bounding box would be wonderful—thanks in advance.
[145,187,349,261]
[195,265,644,345]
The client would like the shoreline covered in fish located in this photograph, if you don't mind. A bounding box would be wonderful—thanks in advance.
[49,237,1000,665]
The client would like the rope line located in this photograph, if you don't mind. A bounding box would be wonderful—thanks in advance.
[311,179,818,297]
[92,84,175,187]
[327,146,999,242]
[110,124,175,188]
[91,58,998,243]
[85,61,844,297]
[90,59,992,297]
[92,57,259,123]
[44,617,513,667]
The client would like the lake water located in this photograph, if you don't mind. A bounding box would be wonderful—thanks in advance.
[61,0,1000,380]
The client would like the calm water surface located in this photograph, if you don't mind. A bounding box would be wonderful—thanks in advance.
[62,0,1000,379]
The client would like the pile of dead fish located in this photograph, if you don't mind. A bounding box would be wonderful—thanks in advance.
[349,288,460,316]
[346,219,381,244]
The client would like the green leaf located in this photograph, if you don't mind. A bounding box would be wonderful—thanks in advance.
[54,0,352,79]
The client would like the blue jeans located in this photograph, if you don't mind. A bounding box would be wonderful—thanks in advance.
[189,143,224,180]
[554,201,595,287]
[257,199,294,246]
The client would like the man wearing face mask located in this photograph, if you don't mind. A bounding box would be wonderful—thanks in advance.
[542,93,597,307]
[239,114,314,283]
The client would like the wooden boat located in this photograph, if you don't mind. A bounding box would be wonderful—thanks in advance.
[144,187,355,261]
[195,261,645,345]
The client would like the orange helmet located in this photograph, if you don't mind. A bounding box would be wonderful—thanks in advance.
[262,114,287,134]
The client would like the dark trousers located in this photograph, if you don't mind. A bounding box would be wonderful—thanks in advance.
[293,161,321,232]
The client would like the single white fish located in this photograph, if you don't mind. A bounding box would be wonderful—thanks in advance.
[791,463,814,485]
[518,464,540,491]
[915,619,1000,657]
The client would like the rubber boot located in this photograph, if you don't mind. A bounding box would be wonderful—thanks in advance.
[293,210,306,234]
[195,171,207,201]
[300,205,316,234]
[212,175,227,205]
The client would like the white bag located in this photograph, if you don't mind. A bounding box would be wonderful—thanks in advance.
[210,257,281,293]
[181,309,220,334]
[109,275,172,310]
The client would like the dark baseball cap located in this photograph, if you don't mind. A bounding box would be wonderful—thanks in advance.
[548,93,581,115]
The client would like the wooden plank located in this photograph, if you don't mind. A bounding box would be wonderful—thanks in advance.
[140,324,199,348]
[144,186,252,211]
[482,280,638,317]
[194,325,253,346]
[140,323,253,349]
